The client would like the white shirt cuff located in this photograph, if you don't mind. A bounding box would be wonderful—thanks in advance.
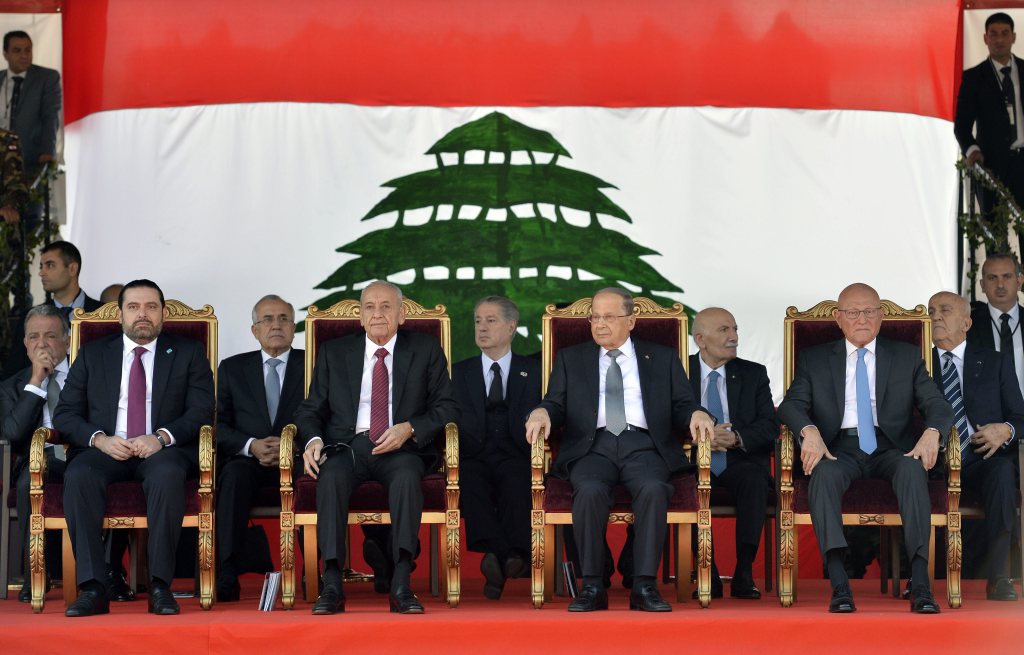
[306,436,324,449]
[242,437,255,457]
[157,428,176,446]
[24,384,46,399]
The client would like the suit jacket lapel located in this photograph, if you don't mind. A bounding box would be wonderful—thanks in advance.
[688,354,701,400]
[468,356,487,438]
[151,335,175,426]
[634,340,656,424]
[277,351,304,432]
[244,352,272,427]
[345,337,364,413]
[829,340,846,419]
[391,332,411,412]
[961,342,985,407]
[725,359,740,419]
[507,356,527,412]
[103,336,124,430]
[875,338,891,411]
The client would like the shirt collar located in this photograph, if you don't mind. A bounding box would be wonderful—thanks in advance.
[6,69,25,79]
[123,334,158,355]
[699,353,727,381]
[845,338,877,358]
[482,349,513,374]
[989,302,1019,324]
[262,348,291,364]
[937,340,968,362]
[365,332,398,359]
[991,56,1017,74]
[52,289,86,310]
[54,358,69,375]
[601,337,635,360]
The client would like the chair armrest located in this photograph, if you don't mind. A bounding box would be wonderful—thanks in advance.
[444,421,459,510]
[198,425,215,490]
[29,428,53,494]
[279,424,296,489]
[695,428,711,503]
[945,425,961,502]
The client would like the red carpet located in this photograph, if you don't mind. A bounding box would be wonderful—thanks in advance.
[2,577,1021,654]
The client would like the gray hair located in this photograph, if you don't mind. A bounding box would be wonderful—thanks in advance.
[251,294,295,324]
[593,287,635,315]
[474,296,519,323]
[25,303,70,337]
[360,280,404,304]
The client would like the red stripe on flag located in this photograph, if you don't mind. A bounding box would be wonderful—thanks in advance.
[63,0,962,124]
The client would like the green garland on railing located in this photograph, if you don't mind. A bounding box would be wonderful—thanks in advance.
[0,164,62,352]
[957,158,1022,286]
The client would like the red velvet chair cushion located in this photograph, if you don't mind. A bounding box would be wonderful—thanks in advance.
[542,474,699,513]
[78,320,211,349]
[792,479,947,514]
[292,473,448,513]
[548,316,683,367]
[791,319,923,367]
[39,480,201,518]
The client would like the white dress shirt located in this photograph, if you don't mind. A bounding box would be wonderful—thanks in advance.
[840,338,878,429]
[987,303,1024,396]
[52,289,87,312]
[92,335,175,445]
[597,337,648,430]
[242,348,292,457]
[481,350,512,398]
[24,358,69,444]
[355,333,398,433]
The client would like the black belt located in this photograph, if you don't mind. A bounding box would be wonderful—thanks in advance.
[838,427,877,438]
[597,424,649,435]
[354,430,370,440]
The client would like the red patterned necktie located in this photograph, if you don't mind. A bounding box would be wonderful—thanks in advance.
[126,346,148,438]
[369,347,390,443]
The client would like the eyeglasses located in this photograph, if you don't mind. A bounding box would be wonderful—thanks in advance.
[254,316,292,327]
[836,307,882,320]
[588,314,632,325]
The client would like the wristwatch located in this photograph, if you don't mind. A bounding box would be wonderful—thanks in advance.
[156,432,170,447]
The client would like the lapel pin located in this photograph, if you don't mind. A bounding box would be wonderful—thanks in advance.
[166,348,173,354]
[644,354,650,360]
[520,371,528,377]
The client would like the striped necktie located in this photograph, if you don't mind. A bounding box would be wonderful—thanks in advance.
[941,352,972,458]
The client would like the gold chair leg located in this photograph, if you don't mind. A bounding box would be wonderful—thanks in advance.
[198,513,214,609]
[445,511,460,608]
[542,524,555,603]
[530,518,546,609]
[778,513,795,607]
[696,513,712,608]
[304,526,319,604]
[947,517,962,609]
[279,517,295,609]
[29,522,48,613]
[676,524,692,603]
[61,529,75,607]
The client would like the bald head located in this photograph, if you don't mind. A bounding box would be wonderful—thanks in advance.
[835,283,882,347]
[928,291,972,350]
[693,307,738,369]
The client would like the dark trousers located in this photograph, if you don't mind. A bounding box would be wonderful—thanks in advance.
[315,436,426,570]
[460,453,530,558]
[63,446,193,586]
[569,429,671,582]
[962,454,1018,580]
[215,455,281,574]
[15,450,65,580]
[809,447,930,564]
[710,460,771,578]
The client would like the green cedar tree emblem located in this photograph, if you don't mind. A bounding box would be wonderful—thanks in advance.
[306,111,688,362]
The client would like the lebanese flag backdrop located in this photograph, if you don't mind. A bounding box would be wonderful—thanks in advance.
[55,0,963,579]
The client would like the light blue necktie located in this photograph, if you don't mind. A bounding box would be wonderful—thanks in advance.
[855,348,877,454]
[266,358,282,424]
[706,370,727,475]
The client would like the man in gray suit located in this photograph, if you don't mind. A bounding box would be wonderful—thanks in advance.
[778,283,953,614]
[1,30,60,189]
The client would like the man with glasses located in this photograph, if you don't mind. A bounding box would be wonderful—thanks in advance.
[779,283,952,614]
[213,295,304,601]
[525,287,715,612]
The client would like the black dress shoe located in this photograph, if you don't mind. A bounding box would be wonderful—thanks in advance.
[18,583,31,603]
[986,578,1019,601]
[630,582,672,612]
[312,584,346,615]
[481,553,506,600]
[909,585,940,614]
[106,566,136,602]
[148,585,181,615]
[363,538,393,594]
[829,583,856,613]
[66,588,110,617]
[216,575,241,602]
[504,553,530,580]
[389,584,425,614]
[691,576,724,600]
[568,584,608,612]
[730,579,762,600]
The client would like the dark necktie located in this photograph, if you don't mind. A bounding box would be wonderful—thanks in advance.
[46,372,65,461]
[126,346,148,438]
[1000,313,1015,366]
[941,353,973,462]
[265,358,282,424]
[604,349,626,435]
[487,361,503,408]
[58,306,73,323]
[9,76,22,124]
[855,348,877,454]
[706,370,727,476]
[369,347,390,443]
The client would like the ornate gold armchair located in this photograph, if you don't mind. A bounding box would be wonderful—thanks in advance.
[28,300,218,611]
[776,299,961,608]
[279,298,460,609]
[530,297,713,608]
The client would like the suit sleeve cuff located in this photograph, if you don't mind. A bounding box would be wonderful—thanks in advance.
[306,436,324,450]
[157,428,176,446]
[1002,422,1016,448]
[966,145,981,159]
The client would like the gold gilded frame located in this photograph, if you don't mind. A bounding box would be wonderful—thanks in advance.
[29,300,218,612]
[280,297,460,609]
[776,299,961,609]
[531,297,714,608]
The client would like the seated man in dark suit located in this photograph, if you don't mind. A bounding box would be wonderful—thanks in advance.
[453,296,540,599]
[525,287,714,612]
[968,254,1024,398]
[297,280,459,615]
[1,304,69,602]
[690,307,778,600]
[930,291,1022,601]
[214,295,304,601]
[778,283,952,614]
[54,279,215,617]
